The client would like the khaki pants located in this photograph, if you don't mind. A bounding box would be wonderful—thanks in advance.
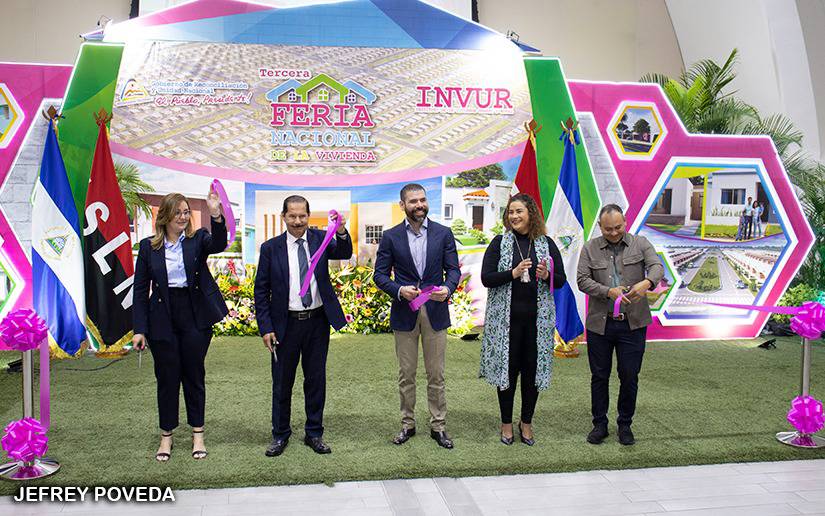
[394,307,447,431]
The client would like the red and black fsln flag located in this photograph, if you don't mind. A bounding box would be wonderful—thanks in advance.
[83,113,135,353]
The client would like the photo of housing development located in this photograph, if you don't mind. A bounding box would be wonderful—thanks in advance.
[613,106,662,155]
[638,164,787,319]
[243,177,442,265]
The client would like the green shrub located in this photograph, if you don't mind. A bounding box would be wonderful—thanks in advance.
[772,284,818,323]
[451,218,468,235]
[468,228,488,244]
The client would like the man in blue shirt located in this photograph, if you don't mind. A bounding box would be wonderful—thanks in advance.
[374,184,461,449]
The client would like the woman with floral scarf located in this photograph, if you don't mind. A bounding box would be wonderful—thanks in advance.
[479,193,565,446]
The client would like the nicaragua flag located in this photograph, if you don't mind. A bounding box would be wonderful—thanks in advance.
[32,120,88,357]
[546,128,586,342]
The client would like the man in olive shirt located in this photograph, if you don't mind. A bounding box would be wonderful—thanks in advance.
[577,204,664,445]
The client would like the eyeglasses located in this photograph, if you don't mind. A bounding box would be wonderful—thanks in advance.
[174,210,191,218]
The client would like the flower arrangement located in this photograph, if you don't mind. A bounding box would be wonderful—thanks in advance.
[211,261,478,336]
[331,264,392,334]
[447,274,475,337]
[213,260,259,336]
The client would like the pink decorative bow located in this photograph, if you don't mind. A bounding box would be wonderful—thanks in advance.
[299,210,342,298]
[706,301,825,340]
[0,309,51,428]
[211,179,235,251]
[787,395,825,435]
[409,286,437,312]
[1,418,48,462]
[0,309,47,352]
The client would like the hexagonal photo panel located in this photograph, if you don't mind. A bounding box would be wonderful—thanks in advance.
[633,158,793,326]
[607,101,667,161]
[0,83,24,149]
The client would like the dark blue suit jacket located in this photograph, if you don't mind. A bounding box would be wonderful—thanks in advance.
[373,219,460,332]
[254,228,353,339]
[133,218,229,341]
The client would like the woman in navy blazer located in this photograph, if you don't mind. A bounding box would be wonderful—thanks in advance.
[132,191,229,462]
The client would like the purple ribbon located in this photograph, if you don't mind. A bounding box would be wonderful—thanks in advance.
[211,178,235,251]
[787,395,825,435]
[299,210,342,298]
[0,309,50,428]
[706,301,825,340]
[1,417,48,462]
[613,295,631,317]
[409,286,437,312]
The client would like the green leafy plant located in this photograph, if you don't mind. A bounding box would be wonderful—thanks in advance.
[772,284,818,323]
[468,228,488,244]
[445,163,505,188]
[451,218,468,235]
[490,221,504,236]
[114,161,155,221]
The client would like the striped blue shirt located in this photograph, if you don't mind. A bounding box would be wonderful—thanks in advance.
[164,233,187,288]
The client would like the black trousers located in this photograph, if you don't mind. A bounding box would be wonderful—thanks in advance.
[497,313,539,425]
[587,318,646,427]
[148,288,212,432]
[271,311,330,440]
[744,215,753,239]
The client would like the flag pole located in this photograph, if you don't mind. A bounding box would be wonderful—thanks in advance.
[0,112,64,480]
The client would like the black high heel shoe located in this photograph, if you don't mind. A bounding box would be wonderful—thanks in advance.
[156,432,173,462]
[500,432,514,445]
[518,422,535,446]
[192,429,208,459]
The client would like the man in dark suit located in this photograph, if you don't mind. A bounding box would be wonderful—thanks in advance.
[254,195,352,457]
[374,183,461,449]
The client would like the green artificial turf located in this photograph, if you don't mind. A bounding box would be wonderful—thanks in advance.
[1,334,824,493]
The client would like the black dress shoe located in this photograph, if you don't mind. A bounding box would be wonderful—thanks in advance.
[586,425,609,445]
[430,430,454,449]
[392,427,416,445]
[618,426,635,446]
[265,438,288,457]
[304,435,332,454]
[518,422,535,446]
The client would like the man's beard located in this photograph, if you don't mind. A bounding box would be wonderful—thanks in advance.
[405,206,428,222]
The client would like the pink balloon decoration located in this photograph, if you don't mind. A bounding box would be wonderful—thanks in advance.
[1,418,48,462]
[0,308,48,352]
[787,395,825,435]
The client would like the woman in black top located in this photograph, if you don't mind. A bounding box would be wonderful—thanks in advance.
[479,193,565,445]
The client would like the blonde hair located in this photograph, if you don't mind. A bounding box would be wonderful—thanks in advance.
[150,193,195,250]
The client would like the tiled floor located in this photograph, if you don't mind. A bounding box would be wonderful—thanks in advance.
[2,459,824,515]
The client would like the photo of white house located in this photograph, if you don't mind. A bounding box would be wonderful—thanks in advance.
[638,164,790,320]
[244,178,442,265]
[645,167,781,242]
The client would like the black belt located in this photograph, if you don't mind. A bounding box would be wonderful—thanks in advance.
[608,312,626,321]
[289,307,324,320]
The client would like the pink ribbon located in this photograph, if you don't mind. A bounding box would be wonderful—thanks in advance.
[409,286,437,312]
[299,210,342,298]
[613,295,631,317]
[1,417,48,462]
[0,309,50,428]
[706,301,825,340]
[787,395,825,435]
[211,179,235,251]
